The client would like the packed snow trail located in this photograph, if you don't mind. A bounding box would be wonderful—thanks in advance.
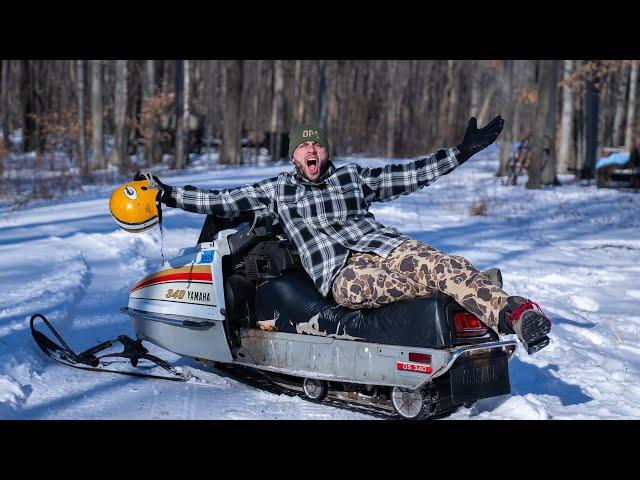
[1,146,639,419]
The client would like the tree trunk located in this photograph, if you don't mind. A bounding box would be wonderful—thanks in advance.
[0,61,6,177]
[439,60,454,145]
[221,60,243,165]
[597,73,609,151]
[143,60,156,167]
[612,65,629,147]
[540,61,559,185]
[498,60,514,176]
[90,60,104,170]
[625,60,639,150]
[294,60,304,124]
[270,59,285,160]
[252,60,259,129]
[23,61,41,154]
[575,83,587,175]
[470,60,480,117]
[174,60,185,169]
[477,83,497,129]
[326,61,340,158]
[447,61,460,143]
[583,74,600,179]
[317,60,327,127]
[111,60,128,171]
[161,60,171,94]
[177,59,190,169]
[1,60,11,152]
[527,60,558,189]
[386,60,397,158]
[76,60,88,177]
[557,59,574,174]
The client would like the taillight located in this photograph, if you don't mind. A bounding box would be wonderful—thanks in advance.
[453,311,489,337]
[408,352,431,364]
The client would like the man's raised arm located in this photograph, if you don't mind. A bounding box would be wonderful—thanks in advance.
[133,172,276,218]
[357,115,504,202]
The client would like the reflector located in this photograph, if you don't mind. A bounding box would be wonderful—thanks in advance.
[453,312,489,337]
[408,352,431,364]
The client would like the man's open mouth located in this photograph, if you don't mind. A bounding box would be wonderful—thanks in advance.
[306,158,318,175]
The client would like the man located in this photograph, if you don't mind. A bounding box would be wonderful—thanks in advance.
[143,117,552,354]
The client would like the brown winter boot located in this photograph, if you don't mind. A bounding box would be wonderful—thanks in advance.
[499,296,551,355]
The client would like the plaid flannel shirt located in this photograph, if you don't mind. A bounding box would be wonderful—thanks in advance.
[169,146,461,296]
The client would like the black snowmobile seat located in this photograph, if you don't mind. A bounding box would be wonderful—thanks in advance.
[256,271,458,349]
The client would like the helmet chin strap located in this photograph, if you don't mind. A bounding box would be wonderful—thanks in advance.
[157,192,165,267]
[140,171,158,189]
[140,171,165,266]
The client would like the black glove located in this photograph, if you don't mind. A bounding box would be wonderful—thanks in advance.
[133,171,174,205]
[456,115,505,164]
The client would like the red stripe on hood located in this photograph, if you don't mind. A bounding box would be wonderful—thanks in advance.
[131,272,212,292]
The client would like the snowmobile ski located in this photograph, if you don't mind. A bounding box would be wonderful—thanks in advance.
[30,313,191,382]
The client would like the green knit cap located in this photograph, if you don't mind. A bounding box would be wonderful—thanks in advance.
[288,124,329,158]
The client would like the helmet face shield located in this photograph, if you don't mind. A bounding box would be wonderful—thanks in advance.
[109,180,160,233]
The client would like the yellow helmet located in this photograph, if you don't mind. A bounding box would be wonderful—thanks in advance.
[109,180,160,233]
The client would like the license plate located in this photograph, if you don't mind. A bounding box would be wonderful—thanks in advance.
[450,351,510,404]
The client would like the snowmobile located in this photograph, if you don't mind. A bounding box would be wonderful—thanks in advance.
[32,207,518,420]
[33,210,518,419]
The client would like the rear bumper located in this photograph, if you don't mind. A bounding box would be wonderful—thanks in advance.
[420,340,517,389]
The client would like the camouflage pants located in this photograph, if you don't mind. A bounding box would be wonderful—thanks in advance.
[331,240,509,332]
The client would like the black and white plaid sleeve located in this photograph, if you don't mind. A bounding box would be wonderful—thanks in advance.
[356,146,461,202]
[168,177,277,218]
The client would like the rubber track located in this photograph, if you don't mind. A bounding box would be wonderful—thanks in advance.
[214,364,398,420]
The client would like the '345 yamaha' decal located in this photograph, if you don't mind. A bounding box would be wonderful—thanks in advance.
[166,289,186,299]
[166,288,211,304]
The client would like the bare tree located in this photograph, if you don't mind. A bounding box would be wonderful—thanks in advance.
[174,60,185,169]
[0,61,7,178]
[75,60,88,177]
[540,61,560,185]
[90,60,104,170]
[294,60,305,125]
[558,59,574,174]
[1,60,10,152]
[575,64,587,175]
[470,60,480,117]
[625,60,638,150]
[583,71,600,179]
[438,60,454,145]
[317,60,327,127]
[386,60,397,158]
[251,60,262,164]
[477,83,498,128]
[612,65,629,147]
[204,60,216,148]
[221,60,243,165]
[177,59,190,169]
[110,60,128,171]
[498,60,514,176]
[527,60,559,189]
[142,60,156,166]
[270,59,285,160]
[23,60,41,154]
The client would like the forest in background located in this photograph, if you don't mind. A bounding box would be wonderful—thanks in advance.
[0,60,638,203]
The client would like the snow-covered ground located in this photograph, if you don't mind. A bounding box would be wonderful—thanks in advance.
[1,145,639,419]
